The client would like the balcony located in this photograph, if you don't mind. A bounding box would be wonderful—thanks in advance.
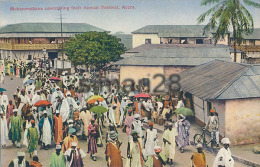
[230,45,260,52]
[0,43,61,50]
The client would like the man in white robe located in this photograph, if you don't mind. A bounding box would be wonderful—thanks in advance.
[119,97,128,126]
[0,110,8,148]
[64,142,86,167]
[60,91,78,123]
[132,114,144,143]
[32,90,42,105]
[213,138,234,167]
[51,86,64,104]
[144,122,158,157]
[162,122,178,165]
[39,110,52,150]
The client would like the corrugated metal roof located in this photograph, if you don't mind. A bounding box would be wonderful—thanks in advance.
[242,28,260,39]
[116,47,231,66]
[132,25,213,37]
[126,44,242,53]
[112,33,132,49]
[0,23,106,33]
[179,60,260,100]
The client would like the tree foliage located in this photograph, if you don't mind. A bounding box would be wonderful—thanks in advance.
[64,31,126,68]
[197,0,260,61]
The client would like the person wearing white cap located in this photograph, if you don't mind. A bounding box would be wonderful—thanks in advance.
[132,114,144,144]
[65,142,86,167]
[32,90,43,105]
[8,152,30,167]
[54,110,63,144]
[9,109,22,148]
[111,96,121,126]
[119,96,128,126]
[50,144,66,167]
[175,113,191,153]
[213,138,234,167]
[191,143,207,167]
[39,110,52,150]
[107,103,117,126]
[51,86,64,104]
[162,122,178,165]
[0,110,8,148]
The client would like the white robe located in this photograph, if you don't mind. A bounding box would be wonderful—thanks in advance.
[32,94,42,105]
[0,95,8,112]
[0,116,8,145]
[23,120,32,147]
[213,147,234,167]
[42,118,51,145]
[108,107,116,126]
[144,129,158,157]
[176,100,184,109]
[125,139,143,167]
[51,90,64,104]
[60,98,78,122]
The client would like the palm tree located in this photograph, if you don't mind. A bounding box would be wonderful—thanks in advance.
[198,0,260,62]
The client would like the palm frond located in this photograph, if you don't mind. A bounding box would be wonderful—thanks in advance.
[243,0,260,8]
[201,0,222,6]
[197,2,224,23]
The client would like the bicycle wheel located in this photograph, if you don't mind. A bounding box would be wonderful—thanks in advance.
[194,134,203,145]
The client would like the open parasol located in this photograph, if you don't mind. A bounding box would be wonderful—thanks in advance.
[0,88,7,92]
[49,77,61,81]
[90,106,108,114]
[24,79,35,85]
[87,95,104,104]
[174,107,194,117]
[134,93,151,98]
[34,100,52,107]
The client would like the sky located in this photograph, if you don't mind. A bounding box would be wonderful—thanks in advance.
[0,0,259,34]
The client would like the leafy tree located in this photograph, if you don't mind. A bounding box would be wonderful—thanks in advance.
[64,31,126,71]
[198,0,260,62]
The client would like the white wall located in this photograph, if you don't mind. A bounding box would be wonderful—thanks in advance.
[132,34,160,48]
[212,100,226,137]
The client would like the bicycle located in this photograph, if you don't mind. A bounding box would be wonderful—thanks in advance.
[193,128,218,148]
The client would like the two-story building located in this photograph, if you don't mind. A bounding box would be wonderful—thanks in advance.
[131,25,230,48]
[230,28,260,64]
[0,23,106,63]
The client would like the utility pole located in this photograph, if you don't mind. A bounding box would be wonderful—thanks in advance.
[59,9,65,69]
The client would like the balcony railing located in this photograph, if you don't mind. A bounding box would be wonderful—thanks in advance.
[230,45,260,52]
[0,43,61,50]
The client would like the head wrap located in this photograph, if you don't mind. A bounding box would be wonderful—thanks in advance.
[31,120,35,124]
[134,114,140,119]
[210,109,215,113]
[71,142,77,147]
[196,143,203,149]
[69,127,76,135]
[17,152,25,157]
[149,122,154,127]
[55,144,62,150]
[221,138,230,144]
[154,146,162,153]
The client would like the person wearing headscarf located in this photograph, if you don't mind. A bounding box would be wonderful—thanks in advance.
[50,144,66,167]
[23,116,32,148]
[145,146,167,167]
[27,120,38,157]
[9,109,22,148]
[191,144,207,167]
[87,118,98,161]
[8,152,30,167]
[30,156,42,167]
[107,103,117,126]
[144,122,158,158]
[213,138,234,167]
[64,142,86,167]
[53,110,63,144]
[175,114,190,153]
[105,131,123,167]
[205,109,220,147]
[39,110,52,150]
[162,122,178,165]
[62,127,79,153]
[126,131,143,167]
[0,110,8,148]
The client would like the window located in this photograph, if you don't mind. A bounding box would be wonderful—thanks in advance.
[196,39,204,44]
[249,39,255,45]
[28,55,32,60]
[49,38,55,43]
[168,39,173,44]
[180,38,187,44]
[242,39,246,44]
[17,38,20,44]
[145,39,151,44]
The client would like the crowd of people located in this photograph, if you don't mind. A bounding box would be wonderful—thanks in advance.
[0,61,235,167]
